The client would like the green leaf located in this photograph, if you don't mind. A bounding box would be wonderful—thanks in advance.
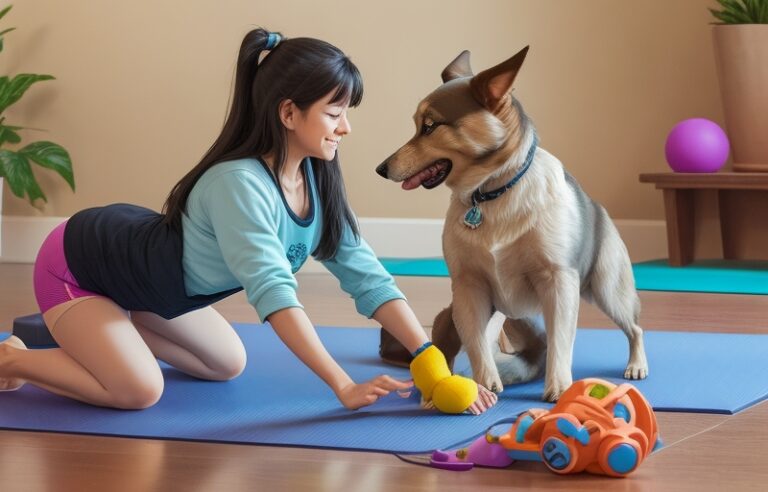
[0,124,21,145]
[0,5,12,22]
[710,9,750,23]
[0,74,56,114]
[721,0,748,16]
[19,140,75,191]
[745,0,761,21]
[709,0,768,23]
[0,27,16,37]
[0,149,47,204]
[710,9,738,23]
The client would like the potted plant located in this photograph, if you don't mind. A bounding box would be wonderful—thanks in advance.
[710,0,768,172]
[0,4,73,255]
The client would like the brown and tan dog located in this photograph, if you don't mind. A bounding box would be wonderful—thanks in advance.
[376,48,648,401]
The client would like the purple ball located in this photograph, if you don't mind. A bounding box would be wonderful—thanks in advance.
[665,118,730,173]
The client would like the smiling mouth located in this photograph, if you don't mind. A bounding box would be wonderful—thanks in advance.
[402,159,452,190]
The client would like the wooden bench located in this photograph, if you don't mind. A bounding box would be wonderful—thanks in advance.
[639,172,768,266]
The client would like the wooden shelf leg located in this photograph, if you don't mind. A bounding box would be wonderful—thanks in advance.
[663,188,695,266]
[718,189,737,260]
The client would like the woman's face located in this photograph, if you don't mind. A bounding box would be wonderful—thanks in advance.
[287,91,351,161]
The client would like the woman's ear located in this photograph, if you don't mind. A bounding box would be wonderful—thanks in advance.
[278,99,297,130]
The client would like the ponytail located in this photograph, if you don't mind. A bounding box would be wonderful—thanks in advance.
[163,28,281,230]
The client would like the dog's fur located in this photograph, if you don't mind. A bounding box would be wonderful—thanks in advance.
[376,48,648,401]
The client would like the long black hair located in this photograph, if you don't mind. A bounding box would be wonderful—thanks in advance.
[163,28,362,260]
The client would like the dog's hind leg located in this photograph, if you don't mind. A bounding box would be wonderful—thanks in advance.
[495,316,546,384]
[589,227,649,380]
[451,282,501,393]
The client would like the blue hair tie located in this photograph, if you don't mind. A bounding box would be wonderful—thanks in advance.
[265,32,281,50]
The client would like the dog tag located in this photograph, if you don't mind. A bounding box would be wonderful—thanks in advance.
[463,206,483,229]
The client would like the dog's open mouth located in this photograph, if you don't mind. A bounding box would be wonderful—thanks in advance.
[402,159,452,190]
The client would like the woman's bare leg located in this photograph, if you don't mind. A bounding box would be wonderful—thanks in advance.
[131,307,246,381]
[0,297,163,409]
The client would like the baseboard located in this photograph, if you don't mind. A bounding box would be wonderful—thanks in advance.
[0,216,667,271]
[302,217,668,273]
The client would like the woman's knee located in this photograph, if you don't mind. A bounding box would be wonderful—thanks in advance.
[208,344,247,381]
[112,377,165,410]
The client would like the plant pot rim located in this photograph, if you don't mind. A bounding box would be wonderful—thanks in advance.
[712,23,768,28]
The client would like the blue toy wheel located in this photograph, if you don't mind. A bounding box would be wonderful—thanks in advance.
[606,443,638,475]
[541,437,572,472]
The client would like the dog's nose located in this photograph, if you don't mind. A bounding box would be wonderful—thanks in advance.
[375,162,389,178]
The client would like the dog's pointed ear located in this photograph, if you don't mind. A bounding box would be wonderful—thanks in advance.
[470,46,529,110]
[441,50,473,83]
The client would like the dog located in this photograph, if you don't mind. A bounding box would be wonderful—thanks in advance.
[375,47,648,401]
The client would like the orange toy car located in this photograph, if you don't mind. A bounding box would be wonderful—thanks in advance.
[429,378,661,477]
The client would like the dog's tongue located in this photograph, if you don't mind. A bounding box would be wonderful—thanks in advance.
[402,167,434,190]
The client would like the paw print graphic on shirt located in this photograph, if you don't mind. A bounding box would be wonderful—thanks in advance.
[286,243,308,272]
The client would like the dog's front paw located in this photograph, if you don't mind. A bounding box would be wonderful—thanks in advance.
[624,363,649,380]
[542,376,571,402]
[477,374,504,394]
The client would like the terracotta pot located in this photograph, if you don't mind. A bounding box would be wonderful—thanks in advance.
[712,25,768,172]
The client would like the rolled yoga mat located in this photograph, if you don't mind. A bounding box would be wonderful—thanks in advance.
[379,257,768,295]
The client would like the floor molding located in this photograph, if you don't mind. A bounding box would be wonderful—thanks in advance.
[0,216,667,272]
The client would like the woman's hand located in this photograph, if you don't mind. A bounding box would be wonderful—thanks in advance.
[336,375,414,410]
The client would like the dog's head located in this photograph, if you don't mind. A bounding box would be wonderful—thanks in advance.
[376,47,530,193]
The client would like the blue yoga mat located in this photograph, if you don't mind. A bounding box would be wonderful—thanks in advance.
[379,257,768,295]
[1,326,767,453]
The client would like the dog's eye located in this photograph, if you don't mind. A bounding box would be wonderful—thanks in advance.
[421,120,442,136]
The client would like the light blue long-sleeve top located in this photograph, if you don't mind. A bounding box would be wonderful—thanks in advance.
[180,157,404,321]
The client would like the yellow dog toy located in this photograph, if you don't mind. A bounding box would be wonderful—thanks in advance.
[410,344,478,414]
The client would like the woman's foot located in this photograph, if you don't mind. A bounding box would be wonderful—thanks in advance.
[0,335,27,391]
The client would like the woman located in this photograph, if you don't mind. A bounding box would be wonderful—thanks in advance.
[1,29,496,414]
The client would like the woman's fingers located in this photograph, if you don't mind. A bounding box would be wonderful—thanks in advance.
[361,376,501,414]
[374,375,414,391]
[372,386,390,397]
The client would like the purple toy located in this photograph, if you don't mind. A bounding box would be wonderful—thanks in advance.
[429,434,514,471]
[665,118,730,173]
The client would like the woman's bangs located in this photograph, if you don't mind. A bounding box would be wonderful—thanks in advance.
[328,62,363,108]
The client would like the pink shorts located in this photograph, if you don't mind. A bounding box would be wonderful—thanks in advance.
[33,221,101,314]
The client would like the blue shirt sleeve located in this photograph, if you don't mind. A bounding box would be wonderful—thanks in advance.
[319,224,406,318]
[203,170,303,320]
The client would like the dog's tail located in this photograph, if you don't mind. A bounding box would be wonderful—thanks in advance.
[431,305,545,385]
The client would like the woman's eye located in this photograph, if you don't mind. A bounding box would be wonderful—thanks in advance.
[327,113,342,119]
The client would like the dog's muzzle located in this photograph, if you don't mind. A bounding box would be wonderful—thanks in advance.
[375,161,389,178]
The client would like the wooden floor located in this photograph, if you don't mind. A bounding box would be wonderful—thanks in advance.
[1,262,767,491]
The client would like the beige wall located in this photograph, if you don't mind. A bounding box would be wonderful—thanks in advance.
[2,0,724,220]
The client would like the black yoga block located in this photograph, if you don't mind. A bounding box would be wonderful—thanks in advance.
[12,313,57,347]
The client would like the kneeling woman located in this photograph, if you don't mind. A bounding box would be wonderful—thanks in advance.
[0,29,496,415]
